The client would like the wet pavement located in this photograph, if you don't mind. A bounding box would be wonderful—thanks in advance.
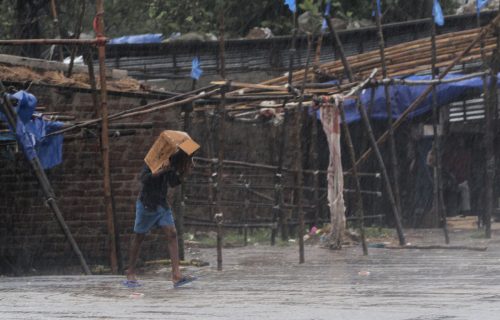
[1,228,500,320]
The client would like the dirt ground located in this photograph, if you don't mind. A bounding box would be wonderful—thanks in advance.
[2,223,500,320]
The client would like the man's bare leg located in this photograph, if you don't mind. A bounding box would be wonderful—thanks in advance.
[161,226,182,283]
[126,233,145,281]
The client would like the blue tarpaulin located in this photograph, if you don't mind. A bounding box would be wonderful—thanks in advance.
[108,33,163,44]
[0,90,64,169]
[328,73,500,123]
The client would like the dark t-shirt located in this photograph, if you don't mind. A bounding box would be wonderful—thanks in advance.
[138,165,182,210]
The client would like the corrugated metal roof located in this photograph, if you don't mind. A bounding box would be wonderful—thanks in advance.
[101,12,497,81]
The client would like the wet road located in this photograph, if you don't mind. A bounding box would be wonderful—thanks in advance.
[1,229,500,319]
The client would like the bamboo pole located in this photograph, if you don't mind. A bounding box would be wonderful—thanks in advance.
[375,0,402,213]
[47,85,220,136]
[83,47,99,116]
[354,12,500,169]
[49,0,64,61]
[215,4,227,271]
[95,0,119,274]
[67,0,86,78]
[271,101,287,245]
[176,103,192,261]
[338,101,368,255]
[260,27,497,88]
[325,15,406,246]
[483,8,500,238]
[430,17,450,244]
[311,108,321,227]
[294,34,314,264]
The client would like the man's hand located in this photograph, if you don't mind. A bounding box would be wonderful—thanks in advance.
[152,162,170,177]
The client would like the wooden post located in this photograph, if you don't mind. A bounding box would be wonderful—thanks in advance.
[95,0,119,274]
[176,103,192,260]
[0,91,91,275]
[271,102,287,245]
[374,1,402,213]
[244,182,250,246]
[295,34,314,264]
[215,213,223,271]
[311,110,321,227]
[287,9,298,87]
[83,47,99,115]
[214,2,226,271]
[338,101,368,255]
[483,8,500,238]
[325,15,406,246]
[430,17,450,243]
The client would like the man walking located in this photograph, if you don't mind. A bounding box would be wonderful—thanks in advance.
[124,150,196,288]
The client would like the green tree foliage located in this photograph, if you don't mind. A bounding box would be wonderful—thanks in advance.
[0,0,461,41]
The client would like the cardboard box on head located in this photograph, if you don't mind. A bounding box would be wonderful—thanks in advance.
[144,130,200,174]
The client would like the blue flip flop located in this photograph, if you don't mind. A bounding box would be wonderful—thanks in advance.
[122,280,142,288]
[173,276,197,288]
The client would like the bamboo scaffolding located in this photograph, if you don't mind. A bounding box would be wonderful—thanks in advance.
[325,17,406,246]
[354,12,500,170]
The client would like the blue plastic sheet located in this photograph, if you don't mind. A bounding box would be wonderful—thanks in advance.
[11,90,37,124]
[332,73,500,124]
[108,33,163,45]
[25,118,64,169]
[0,90,64,169]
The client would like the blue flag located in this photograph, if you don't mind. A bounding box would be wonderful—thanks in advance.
[433,0,444,26]
[477,0,490,15]
[285,0,296,13]
[190,57,203,80]
[372,0,382,17]
[321,0,332,31]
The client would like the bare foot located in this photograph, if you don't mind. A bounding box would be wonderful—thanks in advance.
[172,272,183,284]
[126,269,138,282]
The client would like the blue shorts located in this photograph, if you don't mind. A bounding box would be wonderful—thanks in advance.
[134,200,175,234]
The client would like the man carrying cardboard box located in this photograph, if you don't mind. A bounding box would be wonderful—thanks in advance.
[124,130,200,288]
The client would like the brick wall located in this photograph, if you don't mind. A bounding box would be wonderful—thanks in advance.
[0,85,326,273]
[0,86,183,272]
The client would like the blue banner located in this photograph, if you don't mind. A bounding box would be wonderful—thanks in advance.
[372,0,382,17]
[433,0,444,26]
[285,0,296,13]
[322,0,332,31]
[190,57,203,80]
[477,0,490,15]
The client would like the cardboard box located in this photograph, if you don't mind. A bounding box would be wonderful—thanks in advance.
[144,130,200,174]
